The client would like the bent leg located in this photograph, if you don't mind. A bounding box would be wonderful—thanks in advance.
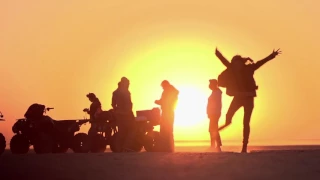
[219,97,243,131]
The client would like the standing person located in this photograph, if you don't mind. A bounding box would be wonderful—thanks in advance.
[83,93,102,136]
[215,47,282,153]
[155,80,179,152]
[111,82,122,110]
[207,79,222,152]
[112,77,136,152]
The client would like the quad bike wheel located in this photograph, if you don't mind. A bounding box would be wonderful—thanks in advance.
[71,133,90,153]
[52,143,69,153]
[109,132,122,153]
[90,134,106,153]
[153,133,174,152]
[0,133,6,155]
[10,134,30,154]
[109,132,143,152]
[33,132,54,154]
[52,136,71,153]
[144,131,160,152]
[130,140,143,152]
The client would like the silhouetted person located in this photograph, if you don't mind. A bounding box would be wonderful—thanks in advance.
[83,93,102,136]
[24,103,54,132]
[155,80,179,152]
[215,48,281,153]
[112,77,136,152]
[207,79,222,152]
[112,82,122,110]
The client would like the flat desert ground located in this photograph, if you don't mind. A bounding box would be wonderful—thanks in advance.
[1,146,320,180]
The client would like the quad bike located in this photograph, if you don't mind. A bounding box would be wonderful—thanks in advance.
[0,111,6,155]
[10,103,90,154]
[109,107,161,153]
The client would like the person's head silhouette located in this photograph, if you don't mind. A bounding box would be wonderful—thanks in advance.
[231,55,253,67]
[120,77,130,89]
[161,80,170,90]
[86,93,96,102]
[209,79,218,90]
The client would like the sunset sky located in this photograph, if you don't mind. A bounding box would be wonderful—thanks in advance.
[1,0,319,145]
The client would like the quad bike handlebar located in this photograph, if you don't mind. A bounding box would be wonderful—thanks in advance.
[46,107,54,111]
[44,107,54,114]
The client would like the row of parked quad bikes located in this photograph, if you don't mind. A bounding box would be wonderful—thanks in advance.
[0,104,161,155]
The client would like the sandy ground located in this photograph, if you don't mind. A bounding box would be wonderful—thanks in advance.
[1,147,320,180]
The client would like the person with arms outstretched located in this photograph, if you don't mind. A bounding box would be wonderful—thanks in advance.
[207,79,222,152]
[215,47,282,153]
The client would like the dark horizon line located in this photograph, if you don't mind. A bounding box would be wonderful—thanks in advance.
[175,139,320,142]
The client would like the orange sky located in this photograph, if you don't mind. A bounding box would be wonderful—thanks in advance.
[1,0,320,145]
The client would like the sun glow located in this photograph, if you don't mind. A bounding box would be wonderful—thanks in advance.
[174,86,208,127]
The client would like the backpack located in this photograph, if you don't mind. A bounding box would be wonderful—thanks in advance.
[218,66,259,96]
[217,68,240,96]
[217,68,231,88]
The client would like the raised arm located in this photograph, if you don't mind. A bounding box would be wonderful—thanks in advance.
[252,48,282,70]
[215,48,231,67]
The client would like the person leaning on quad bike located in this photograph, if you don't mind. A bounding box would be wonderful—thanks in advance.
[83,93,102,137]
[83,93,119,153]
[23,103,56,141]
[24,103,55,132]
[16,103,56,154]
[10,103,90,154]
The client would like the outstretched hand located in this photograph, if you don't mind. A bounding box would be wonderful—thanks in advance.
[215,48,222,56]
[271,48,282,58]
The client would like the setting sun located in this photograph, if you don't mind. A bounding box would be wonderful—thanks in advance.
[174,86,207,127]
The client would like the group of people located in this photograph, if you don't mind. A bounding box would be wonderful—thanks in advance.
[83,47,282,153]
[84,77,179,152]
